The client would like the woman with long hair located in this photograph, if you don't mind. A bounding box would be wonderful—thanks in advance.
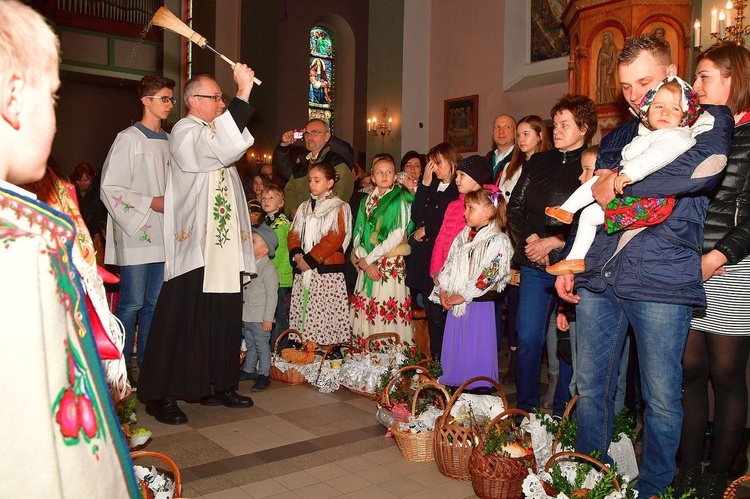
[496,115,552,383]
[676,41,750,498]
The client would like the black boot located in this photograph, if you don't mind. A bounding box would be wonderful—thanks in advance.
[126,367,138,391]
[672,466,702,497]
[697,472,728,499]
[729,428,750,480]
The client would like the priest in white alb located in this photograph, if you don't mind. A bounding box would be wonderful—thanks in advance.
[138,65,258,425]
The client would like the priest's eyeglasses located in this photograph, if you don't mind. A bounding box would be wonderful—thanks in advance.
[145,95,177,104]
[194,94,227,103]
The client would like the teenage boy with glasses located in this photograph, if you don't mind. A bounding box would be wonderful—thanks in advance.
[101,73,176,389]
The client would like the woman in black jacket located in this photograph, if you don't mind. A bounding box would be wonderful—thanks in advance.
[507,94,598,414]
[677,42,750,498]
[407,143,460,360]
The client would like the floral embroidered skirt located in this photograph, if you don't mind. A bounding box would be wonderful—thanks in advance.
[350,255,414,343]
[290,270,351,345]
[604,196,675,233]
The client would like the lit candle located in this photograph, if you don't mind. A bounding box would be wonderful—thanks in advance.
[367,118,371,131]
[727,1,734,10]
[694,19,701,48]
[719,9,726,36]
[712,7,718,34]
[388,117,392,131]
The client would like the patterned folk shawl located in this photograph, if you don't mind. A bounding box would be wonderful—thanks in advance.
[353,186,414,253]
[353,186,414,294]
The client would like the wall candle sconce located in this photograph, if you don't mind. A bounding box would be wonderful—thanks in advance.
[249,152,269,166]
[367,108,393,136]
[694,0,750,50]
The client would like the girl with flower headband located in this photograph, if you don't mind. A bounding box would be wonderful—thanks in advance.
[546,76,715,275]
[429,187,512,390]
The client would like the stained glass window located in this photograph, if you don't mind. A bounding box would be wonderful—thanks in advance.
[308,26,334,129]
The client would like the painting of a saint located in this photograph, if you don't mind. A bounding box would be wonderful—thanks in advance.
[309,57,332,107]
[596,32,618,104]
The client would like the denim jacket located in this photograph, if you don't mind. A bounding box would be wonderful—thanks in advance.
[572,104,734,307]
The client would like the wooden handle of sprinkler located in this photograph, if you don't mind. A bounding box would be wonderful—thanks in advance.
[216,53,262,86]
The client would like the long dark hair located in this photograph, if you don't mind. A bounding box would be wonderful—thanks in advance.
[697,41,750,115]
[504,115,552,183]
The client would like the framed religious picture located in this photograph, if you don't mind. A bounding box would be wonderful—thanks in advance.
[443,94,479,153]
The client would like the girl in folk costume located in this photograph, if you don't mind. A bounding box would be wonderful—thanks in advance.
[289,163,353,345]
[430,188,512,389]
[350,155,414,342]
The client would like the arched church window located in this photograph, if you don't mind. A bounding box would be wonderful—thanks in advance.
[308,26,334,129]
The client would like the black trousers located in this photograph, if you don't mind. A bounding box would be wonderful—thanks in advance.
[137,268,242,402]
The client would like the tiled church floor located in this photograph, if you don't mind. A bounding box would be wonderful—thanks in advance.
[130,367,750,498]
[131,377,516,498]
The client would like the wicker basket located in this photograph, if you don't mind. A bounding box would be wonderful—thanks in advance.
[434,376,508,480]
[391,380,450,462]
[269,329,308,385]
[550,394,577,456]
[724,474,750,499]
[469,408,535,499]
[345,332,401,400]
[542,451,620,497]
[131,450,182,498]
[376,364,434,428]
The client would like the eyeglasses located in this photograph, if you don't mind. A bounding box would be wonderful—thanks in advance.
[145,95,176,104]
[194,94,227,103]
[303,130,326,137]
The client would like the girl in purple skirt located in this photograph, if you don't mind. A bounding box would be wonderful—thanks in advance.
[430,188,512,390]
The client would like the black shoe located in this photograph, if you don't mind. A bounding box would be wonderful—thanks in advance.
[126,368,138,392]
[251,375,270,392]
[239,370,257,381]
[201,390,254,408]
[697,471,728,499]
[145,396,188,425]
[673,466,702,497]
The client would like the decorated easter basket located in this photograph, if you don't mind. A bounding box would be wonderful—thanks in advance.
[131,450,182,498]
[342,332,401,400]
[724,474,750,498]
[390,380,450,462]
[269,329,308,385]
[375,364,434,428]
[469,408,535,499]
[434,376,508,480]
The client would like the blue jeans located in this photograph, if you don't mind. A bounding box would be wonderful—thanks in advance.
[516,266,558,412]
[115,262,164,367]
[271,287,291,349]
[242,322,271,376]
[575,286,691,496]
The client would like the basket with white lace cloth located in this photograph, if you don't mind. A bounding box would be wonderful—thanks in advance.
[339,332,405,399]
[527,395,639,482]
[433,376,508,480]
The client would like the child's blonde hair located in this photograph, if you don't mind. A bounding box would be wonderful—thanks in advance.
[262,183,285,201]
[464,188,507,231]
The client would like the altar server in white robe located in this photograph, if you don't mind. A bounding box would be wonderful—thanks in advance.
[138,66,258,425]
[101,74,175,386]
